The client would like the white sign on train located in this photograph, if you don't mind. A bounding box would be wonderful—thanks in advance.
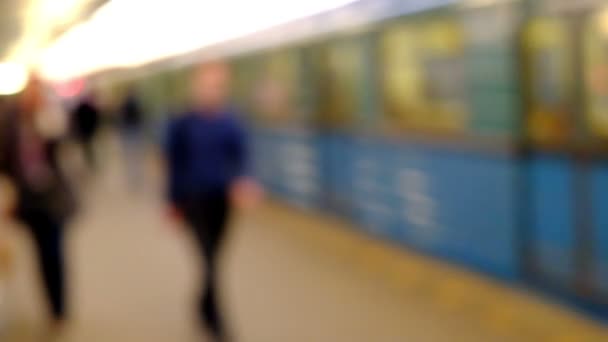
[398,169,439,240]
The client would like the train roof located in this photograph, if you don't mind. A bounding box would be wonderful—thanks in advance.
[95,0,457,83]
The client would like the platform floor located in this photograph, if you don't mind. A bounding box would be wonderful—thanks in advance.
[3,138,608,341]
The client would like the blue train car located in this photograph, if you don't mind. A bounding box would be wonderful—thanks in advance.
[522,2,608,310]
[231,0,525,280]
[114,0,608,317]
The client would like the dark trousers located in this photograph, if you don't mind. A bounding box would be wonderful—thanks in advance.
[76,133,97,170]
[22,212,66,320]
[182,194,231,340]
[80,137,96,170]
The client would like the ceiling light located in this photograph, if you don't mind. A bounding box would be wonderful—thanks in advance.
[0,62,29,95]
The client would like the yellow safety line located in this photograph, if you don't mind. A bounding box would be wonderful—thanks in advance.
[251,202,608,341]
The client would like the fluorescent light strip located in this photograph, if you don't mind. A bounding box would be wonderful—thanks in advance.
[38,0,356,81]
[0,63,29,95]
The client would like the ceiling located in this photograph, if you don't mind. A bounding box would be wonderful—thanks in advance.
[38,0,359,81]
[0,0,107,65]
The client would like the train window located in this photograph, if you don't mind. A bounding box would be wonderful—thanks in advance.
[251,50,302,126]
[231,58,258,116]
[136,75,165,119]
[163,67,191,113]
[380,17,467,133]
[524,17,574,144]
[315,39,367,127]
[584,8,608,138]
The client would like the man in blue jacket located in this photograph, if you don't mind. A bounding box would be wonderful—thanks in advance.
[165,61,259,341]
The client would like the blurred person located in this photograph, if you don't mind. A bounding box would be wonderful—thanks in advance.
[165,62,261,341]
[0,98,16,304]
[0,76,75,333]
[119,88,145,191]
[71,91,101,171]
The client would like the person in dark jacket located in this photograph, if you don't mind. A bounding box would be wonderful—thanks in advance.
[71,93,100,170]
[119,89,145,190]
[120,89,143,130]
[0,76,75,332]
[165,62,261,341]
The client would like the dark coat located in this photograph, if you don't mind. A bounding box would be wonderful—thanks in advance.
[0,111,76,223]
[71,101,100,141]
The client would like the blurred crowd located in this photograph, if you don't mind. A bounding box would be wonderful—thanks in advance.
[0,62,261,342]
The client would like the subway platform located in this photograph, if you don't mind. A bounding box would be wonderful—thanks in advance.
[3,138,608,342]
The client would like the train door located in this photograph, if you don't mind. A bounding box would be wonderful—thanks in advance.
[523,0,608,304]
[304,36,375,218]
[255,49,325,209]
[583,6,608,300]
